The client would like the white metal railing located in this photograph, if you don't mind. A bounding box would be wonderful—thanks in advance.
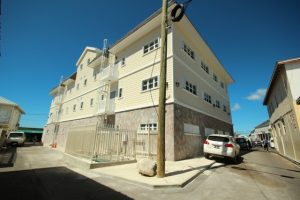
[65,124,157,163]
[100,64,119,82]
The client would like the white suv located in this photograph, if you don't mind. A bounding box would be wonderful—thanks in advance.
[204,134,240,162]
[6,132,26,146]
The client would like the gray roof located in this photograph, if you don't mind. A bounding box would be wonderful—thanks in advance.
[255,120,270,129]
[0,96,25,114]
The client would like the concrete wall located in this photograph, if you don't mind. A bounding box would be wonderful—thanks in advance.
[173,104,233,161]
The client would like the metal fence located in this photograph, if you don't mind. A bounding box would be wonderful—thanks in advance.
[65,123,157,163]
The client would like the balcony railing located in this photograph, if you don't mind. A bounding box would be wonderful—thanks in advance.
[98,99,115,114]
[99,64,119,82]
[88,55,108,68]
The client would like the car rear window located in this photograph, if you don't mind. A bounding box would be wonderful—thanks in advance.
[9,133,23,137]
[208,136,229,142]
[236,138,246,143]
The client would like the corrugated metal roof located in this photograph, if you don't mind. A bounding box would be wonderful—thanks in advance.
[0,96,17,106]
[0,96,25,114]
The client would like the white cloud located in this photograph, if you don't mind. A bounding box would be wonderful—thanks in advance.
[246,88,267,101]
[231,103,241,111]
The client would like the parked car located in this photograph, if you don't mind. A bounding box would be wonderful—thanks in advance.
[6,132,26,146]
[204,134,240,163]
[269,138,275,148]
[252,140,262,147]
[235,137,250,150]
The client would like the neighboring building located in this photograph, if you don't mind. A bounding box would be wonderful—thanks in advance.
[43,2,233,161]
[0,96,25,147]
[263,57,300,163]
[249,120,271,143]
[17,127,43,142]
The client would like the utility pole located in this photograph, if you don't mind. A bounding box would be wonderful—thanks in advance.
[157,0,168,178]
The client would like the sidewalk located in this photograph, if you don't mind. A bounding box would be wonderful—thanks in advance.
[91,157,216,188]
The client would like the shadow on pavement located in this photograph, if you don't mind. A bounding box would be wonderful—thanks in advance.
[0,147,17,168]
[0,166,133,200]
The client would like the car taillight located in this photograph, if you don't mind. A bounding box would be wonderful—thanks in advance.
[225,143,233,148]
[204,140,209,144]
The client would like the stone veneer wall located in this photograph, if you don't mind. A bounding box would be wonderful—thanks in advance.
[173,104,233,161]
[115,104,175,160]
[43,115,114,151]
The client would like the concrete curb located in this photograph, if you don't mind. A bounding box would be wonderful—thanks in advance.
[95,161,216,189]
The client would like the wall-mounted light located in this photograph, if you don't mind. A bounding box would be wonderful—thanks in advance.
[175,82,180,87]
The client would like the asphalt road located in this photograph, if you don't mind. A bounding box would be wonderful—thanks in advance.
[0,145,299,200]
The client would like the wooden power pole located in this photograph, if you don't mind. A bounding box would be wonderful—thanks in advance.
[157,0,168,178]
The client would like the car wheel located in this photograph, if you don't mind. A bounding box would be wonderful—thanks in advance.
[204,153,210,159]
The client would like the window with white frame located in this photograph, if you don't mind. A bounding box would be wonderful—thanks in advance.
[80,64,83,70]
[80,102,84,110]
[215,100,220,108]
[90,98,94,107]
[139,123,157,132]
[121,58,126,66]
[119,88,123,98]
[73,104,76,112]
[213,73,218,82]
[143,38,159,54]
[223,104,227,112]
[201,61,209,74]
[142,76,158,91]
[84,79,87,86]
[185,81,197,95]
[204,92,212,104]
[87,58,91,64]
[183,43,195,60]
[220,81,225,89]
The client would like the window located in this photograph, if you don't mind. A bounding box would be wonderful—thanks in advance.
[143,38,159,54]
[84,79,87,86]
[87,58,91,64]
[183,43,195,60]
[80,64,83,70]
[110,91,116,99]
[121,58,126,66]
[201,61,209,74]
[90,98,94,107]
[213,73,218,82]
[142,76,158,91]
[73,104,76,112]
[185,81,197,95]
[140,123,157,131]
[80,102,84,109]
[220,82,225,89]
[119,88,123,98]
[223,105,227,112]
[101,95,104,100]
[204,92,212,104]
[76,83,79,90]
[215,100,220,108]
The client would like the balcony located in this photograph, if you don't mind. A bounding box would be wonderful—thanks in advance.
[98,99,115,114]
[99,64,119,82]
[88,55,108,68]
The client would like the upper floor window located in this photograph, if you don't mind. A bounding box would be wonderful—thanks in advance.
[204,92,212,104]
[223,105,227,112]
[213,73,218,82]
[183,43,195,60]
[119,88,123,98]
[215,100,220,108]
[185,81,197,95]
[201,61,209,74]
[87,58,91,64]
[220,81,225,89]
[142,76,158,91]
[121,58,126,66]
[80,64,83,70]
[90,98,94,107]
[84,79,87,86]
[73,104,76,112]
[143,38,159,54]
[80,102,84,110]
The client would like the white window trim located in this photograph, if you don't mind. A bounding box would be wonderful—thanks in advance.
[143,37,160,55]
[141,76,159,92]
[182,42,195,60]
[138,123,158,134]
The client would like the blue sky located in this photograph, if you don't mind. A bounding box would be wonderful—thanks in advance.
[0,0,299,132]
